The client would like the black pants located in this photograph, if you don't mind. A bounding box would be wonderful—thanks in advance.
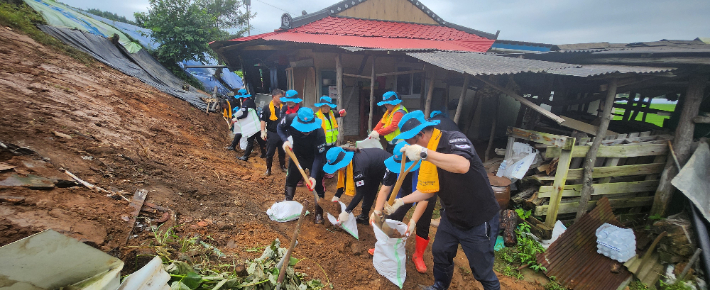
[230,133,242,148]
[265,131,285,168]
[243,133,266,157]
[285,155,325,198]
[342,184,380,216]
[433,211,500,290]
[385,143,395,154]
[388,192,438,240]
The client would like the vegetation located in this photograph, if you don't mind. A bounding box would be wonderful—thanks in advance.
[613,102,676,127]
[85,8,138,25]
[0,1,93,65]
[544,277,567,290]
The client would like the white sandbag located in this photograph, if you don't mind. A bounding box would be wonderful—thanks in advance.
[266,201,307,222]
[356,137,383,150]
[372,219,408,289]
[234,109,260,150]
[326,201,359,239]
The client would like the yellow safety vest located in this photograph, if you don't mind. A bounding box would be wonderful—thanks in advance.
[382,104,408,142]
[316,110,339,145]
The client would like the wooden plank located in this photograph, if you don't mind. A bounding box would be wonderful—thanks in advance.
[538,180,660,198]
[694,116,710,124]
[453,74,469,124]
[507,127,569,148]
[562,163,666,180]
[424,69,436,117]
[503,136,516,160]
[545,143,668,159]
[545,137,576,227]
[335,54,344,145]
[376,70,425,77]
[343,73,370,79]
[474,76,567,124]
[536,196,654,216]
[560,116,618,136]
[368,56,376,131]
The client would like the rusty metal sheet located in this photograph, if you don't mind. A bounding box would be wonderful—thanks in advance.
[537,197,632,290]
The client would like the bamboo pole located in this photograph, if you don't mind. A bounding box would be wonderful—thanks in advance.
[368,56,376,131]
[424,69,436,117]
[453,74,470,124]
[575,78,618,221]
[335,54,343,145]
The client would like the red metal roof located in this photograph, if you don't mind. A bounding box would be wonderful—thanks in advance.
[229,17,494,52]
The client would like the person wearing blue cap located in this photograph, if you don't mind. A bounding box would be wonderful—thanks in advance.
[428,110,460,132]
[323,146,390,224]
[259,89,287,176]
[384,110,501,290]
[370,91,408,153]
[279,89,302,116]
[234,88,266,161]
[314,96,347,178]
[277,107,328,224]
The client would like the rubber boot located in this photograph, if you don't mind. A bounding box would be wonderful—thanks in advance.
[279,155,287,172]
[284,186,296,201]
[424,264,453,290]
[314,203,324,224]
[412,235,430,273]
[239,140,254,161]
[264,157,273,176]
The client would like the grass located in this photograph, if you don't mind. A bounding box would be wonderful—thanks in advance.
[0,2,94,65]
[613,102,676,127]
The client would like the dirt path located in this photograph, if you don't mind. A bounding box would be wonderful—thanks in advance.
[0,28,543,290]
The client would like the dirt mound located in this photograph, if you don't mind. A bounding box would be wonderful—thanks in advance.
[0,27,542,289]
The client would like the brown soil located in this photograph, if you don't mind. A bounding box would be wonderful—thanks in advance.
[0,27,544,290]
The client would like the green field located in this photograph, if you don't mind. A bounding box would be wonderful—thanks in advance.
[613,103,676,127]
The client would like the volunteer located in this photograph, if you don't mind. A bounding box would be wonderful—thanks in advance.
[277,107,327,224]
[385,110,500,290]
[259,89,287,176]
[314,95,347,178]
[370,91,408,153]
[280,89,302,115]
[428,110,460,132]
[323,146,390,224]
[369,141,437,274]
[224,95,242,151]
[235,89,266,161]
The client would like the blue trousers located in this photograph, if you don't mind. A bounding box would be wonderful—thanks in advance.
[432,211,500,290]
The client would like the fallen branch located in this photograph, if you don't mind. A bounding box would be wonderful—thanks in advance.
[62,169,129,201]
[137,139,150,159]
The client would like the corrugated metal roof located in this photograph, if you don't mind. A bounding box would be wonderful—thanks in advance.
[547,65,676,77]
[537,197,632,290]
[406,51,576,76]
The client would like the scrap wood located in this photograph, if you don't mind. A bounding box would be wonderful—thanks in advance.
[511,187,537,204]
[52,131,72,139]
[0,195,25,203]
[63,169,129,201]
[0,162,15,171]
[125,189,148,244]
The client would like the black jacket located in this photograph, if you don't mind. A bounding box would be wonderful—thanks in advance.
[236,98,256,120]
[334,148,392,212]
[277,113,327,179]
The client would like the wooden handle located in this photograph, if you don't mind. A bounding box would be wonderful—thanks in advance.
[276,200,309,286]
[387,160,421,206]
[284,147,317,196]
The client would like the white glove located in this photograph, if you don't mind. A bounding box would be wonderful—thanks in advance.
[401,144,425,161]
[384,198,404,215]
[307,177,317,191]
[338,211,349,223]
[407,219,416,236]
[331,195,340,202]
[370,210,382,225]
[282,140,292,151]
[368,131,379,139]
[261,130,267,140]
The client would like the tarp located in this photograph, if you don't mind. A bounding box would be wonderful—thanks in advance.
[40,26,209,110]
[85,13,159,50]
[23,0,142,53]
[672,142,710,223]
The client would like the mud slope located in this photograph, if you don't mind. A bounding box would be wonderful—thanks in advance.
[0,28,542,290]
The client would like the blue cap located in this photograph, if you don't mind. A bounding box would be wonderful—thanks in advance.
[291,107,322,133]
[280,90,303,103]
[393,110,440,140]
[314,96,337,108]
[323,147,355,174]
[430,110,443,119]
[232,107,239,114]
[384,142,421,173]
[237,88,251,98]
[377,91,402,106]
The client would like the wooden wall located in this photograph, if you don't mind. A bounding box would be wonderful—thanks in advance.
[337,0,438,25]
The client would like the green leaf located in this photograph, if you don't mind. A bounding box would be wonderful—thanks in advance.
[289,257,299,266]
[170,281,191,290]
[181,272,202,289]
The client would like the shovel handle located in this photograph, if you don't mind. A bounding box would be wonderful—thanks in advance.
[276,200,309,287]
[284,147,320,203]
[387,160,421,206]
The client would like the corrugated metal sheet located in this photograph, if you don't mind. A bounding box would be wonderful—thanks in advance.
[547,65,676,77]
[537,197,632,290]
[406,51,576,76]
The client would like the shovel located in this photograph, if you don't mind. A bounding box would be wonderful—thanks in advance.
[283,147,338,215]
[374,159,420,237]
[274,200,309,290]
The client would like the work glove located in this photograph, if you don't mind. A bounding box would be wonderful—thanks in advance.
[401,144,425,161]
[407,219,416,236]
[369,210,382,225]
[261,130,267,141]
[384,198,404,215]
[331,195,340,202]
[339,109,347,117]
[282,140,292,151]
[307,177,317,191]
[368,130,379,139]
[338,211,349,223]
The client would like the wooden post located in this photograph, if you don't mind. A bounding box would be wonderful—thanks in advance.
[424,69,436,117]
[623,91,637,121]
[485,96,499,162]
[454,74,470,124]
[546,137,576,227]
[651,75,708,216]
[465,91,482,137]
[575,78,618,221]
[336,54,344,145]
[368,56,376,131]
[474,75,566,124]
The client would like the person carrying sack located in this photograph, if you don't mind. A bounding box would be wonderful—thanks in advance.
[314,96,347,178]
[385,110,501,290]
[235,88,266,161]
[277,107,327,224]
[323,147,390,225]
[260,89,287,176]
[370,91,408,153]
[225,95,242,151]
[280,89,302,116]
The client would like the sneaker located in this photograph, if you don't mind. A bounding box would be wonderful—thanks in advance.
[238,156,248,161]
[225,146,235,151]
[264,169,271,176]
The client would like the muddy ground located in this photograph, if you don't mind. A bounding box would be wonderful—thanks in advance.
[0,27,544,290]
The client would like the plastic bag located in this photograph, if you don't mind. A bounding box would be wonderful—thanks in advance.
[356,137,383,150]
[266,201,308,222]
[497,142,538,180]
[372,219,408,289]
[235,108,260,150]
[326,201,359,239]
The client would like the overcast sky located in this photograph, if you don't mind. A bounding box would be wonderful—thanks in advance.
[59,0,709,44]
